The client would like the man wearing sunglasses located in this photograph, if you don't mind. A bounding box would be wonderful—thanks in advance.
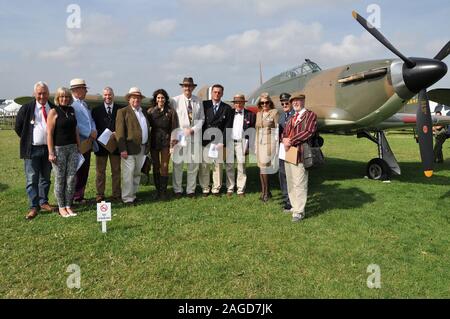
[278,93,295,212]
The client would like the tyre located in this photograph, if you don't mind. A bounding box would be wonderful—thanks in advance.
[366,158,391,180]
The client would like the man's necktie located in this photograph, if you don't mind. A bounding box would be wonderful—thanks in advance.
[41,105,47,122]
[107,106,112,117]
[214,104,218,115]
[187,100,193,123]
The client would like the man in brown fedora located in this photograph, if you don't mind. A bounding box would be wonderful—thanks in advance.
[70,78,98,204]
[224,94,256,197]
[115,87,151,204]
[170,77,204,198]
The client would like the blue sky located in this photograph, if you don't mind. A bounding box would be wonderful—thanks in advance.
[1,0,449,99]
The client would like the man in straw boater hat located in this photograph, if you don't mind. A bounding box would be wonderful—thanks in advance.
[70,78,98,204]
[115,87,151,205]
[224,94,256,197]
[282,94,317,222]
[170,77,204,198]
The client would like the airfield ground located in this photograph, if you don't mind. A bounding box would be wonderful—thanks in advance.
[0,130,449,298]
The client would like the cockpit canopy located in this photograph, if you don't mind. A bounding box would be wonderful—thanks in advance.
[279,59,322,81]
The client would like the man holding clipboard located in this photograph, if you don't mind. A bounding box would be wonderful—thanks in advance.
[92,87,124,203]
[282,94,317,222]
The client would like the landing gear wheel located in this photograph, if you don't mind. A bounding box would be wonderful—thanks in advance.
[366,158,391,181]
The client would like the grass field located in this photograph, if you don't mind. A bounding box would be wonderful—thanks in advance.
[0,129,449,298]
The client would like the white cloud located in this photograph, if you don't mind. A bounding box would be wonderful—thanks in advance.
[147,19,177,38]
[39,46,80,61]
[180,0,357,16]
[66,14,126,47]
[318,32,386,64]
[167,20,323,70]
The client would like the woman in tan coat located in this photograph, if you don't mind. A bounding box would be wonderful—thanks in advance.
[255,93,279,202]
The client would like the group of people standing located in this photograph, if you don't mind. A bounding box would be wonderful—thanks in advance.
[15,77,317,223]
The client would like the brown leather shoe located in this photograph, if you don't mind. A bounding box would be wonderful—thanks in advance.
[96,195,105,203]
[227,192,233,198]
[238,193,245,198]
[174,193,183,199]
[186,193,195,198]
[40,203,55,212]
[26,208,38,220]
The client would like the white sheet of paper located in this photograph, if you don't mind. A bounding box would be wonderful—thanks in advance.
[76,153,85,171]
[98,128,113,146]
[178,132,187,147]
[208,144,219,159]
[278,142,286,160]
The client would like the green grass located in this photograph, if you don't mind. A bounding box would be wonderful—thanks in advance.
[0,130,449,298]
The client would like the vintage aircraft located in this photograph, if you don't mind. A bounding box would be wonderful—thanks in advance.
[14,11,450,180]
[238,11,450,180]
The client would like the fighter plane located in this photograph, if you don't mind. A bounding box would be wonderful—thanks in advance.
[13,11,450,180]
[239,11,450,180]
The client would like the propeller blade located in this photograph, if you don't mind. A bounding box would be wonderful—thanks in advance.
[352,11,416,68]
[416,89,434,177]
[434,41,450,61]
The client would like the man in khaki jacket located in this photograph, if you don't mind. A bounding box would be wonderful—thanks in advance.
[116,87,151,204]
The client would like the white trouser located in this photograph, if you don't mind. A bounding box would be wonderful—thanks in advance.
[285,161,309,216]
[121,146,146,203]
[225,140,247,194]
[199,146,225,194]
[172,142,200,194]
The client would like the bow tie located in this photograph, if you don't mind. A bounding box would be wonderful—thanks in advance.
[235,110,243,114]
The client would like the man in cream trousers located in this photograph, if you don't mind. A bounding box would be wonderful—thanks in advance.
[171,77,204,198]
[115,87,151,205]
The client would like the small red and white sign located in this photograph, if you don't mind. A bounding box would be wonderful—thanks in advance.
[97,201,112,222]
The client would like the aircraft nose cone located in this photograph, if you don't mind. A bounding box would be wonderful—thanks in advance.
[403,58,447,93]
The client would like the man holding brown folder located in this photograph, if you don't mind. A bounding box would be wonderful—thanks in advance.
[92,87,124,203]
[282,94,317,222]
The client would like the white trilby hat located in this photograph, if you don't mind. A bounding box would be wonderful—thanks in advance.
[70,78,88,90]
[125,87,145,100]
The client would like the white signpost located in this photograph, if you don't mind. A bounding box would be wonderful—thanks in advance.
[97,201,112,233]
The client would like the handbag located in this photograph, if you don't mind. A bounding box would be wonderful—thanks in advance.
[302,133,324,169]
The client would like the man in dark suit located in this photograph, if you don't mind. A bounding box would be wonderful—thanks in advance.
[199,84,234,196]
[116,87,151,204]
[92,87,124,203]
[278,93,296,211]
[15,81,55,219]
[225,94,256,197]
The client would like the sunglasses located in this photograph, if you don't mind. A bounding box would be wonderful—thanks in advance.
[281,102,290,106]
[260,101,270,105]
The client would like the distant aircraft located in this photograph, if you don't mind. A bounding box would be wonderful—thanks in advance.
[14,11,450,180]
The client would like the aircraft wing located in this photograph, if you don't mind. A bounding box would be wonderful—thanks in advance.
[374,113,450,130]
[428,88,450,106]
